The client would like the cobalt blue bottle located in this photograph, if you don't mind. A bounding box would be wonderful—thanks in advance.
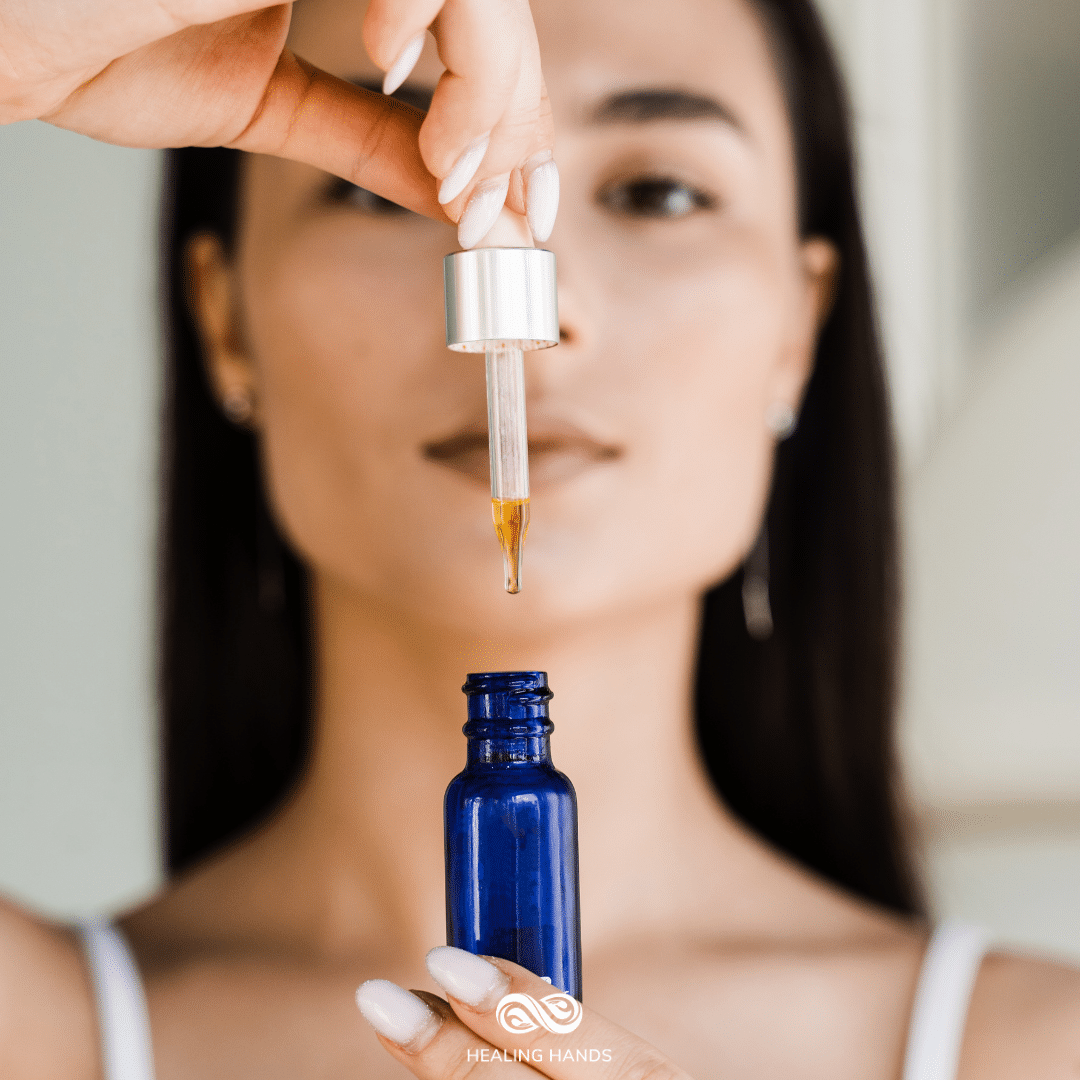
[444,671,582,1001]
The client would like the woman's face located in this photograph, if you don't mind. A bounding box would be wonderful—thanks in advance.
[192,0,835,634]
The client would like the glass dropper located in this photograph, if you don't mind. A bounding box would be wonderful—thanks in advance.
[486,344,529,591]
[443,210,559,593]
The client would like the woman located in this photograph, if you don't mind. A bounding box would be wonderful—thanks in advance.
[2,0,1079,1076]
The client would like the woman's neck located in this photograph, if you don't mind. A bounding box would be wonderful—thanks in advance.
[290,573,720,951]
[135,572,878,967]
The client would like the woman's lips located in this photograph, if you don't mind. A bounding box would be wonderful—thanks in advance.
[423,424,621,487]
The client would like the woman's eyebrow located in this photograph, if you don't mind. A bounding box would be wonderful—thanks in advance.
[588,88,744,132]
[349,78,433,112]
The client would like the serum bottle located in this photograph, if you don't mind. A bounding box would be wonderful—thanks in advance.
[443,671,582,1000]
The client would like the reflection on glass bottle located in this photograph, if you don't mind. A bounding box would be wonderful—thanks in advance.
[444,671,583,1001]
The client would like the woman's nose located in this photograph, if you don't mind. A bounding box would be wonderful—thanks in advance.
[525,215,598,384]
[523,278,589,394]
[552,255,589,351]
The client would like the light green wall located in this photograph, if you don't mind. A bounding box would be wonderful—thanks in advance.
[0,123,161,915]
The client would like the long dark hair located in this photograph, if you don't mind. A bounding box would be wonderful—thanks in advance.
[159,0,924,914]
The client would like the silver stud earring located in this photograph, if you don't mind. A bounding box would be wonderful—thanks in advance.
[222,389,254,425]
[766,401,797,440]
[742,526,773,640]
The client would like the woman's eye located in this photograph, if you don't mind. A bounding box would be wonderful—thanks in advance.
[597,177,715,219]
[327,179,413,217]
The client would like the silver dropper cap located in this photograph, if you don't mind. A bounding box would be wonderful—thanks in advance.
[443,247,559,352]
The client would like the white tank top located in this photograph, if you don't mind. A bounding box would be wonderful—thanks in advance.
[75,918,990,1080]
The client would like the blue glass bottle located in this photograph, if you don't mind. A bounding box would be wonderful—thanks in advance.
[444,671,582,1001]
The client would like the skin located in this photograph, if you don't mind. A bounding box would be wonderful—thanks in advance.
[1,0,1079,1077]
[0,0,552,226]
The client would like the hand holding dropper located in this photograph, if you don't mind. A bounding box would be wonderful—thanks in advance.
[0,0,555,239]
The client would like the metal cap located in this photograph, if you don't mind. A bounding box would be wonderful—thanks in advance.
[444,247,559,352]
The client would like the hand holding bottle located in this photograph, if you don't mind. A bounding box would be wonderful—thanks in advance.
[358,949,695,1079]
[0,0,554,227]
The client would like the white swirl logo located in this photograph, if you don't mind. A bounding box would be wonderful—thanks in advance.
[496,991,583,1034]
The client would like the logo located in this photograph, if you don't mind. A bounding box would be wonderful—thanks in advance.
[495,991,583,1034]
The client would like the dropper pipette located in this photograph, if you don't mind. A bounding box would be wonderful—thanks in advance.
[486,343,529,591]
[443,210,559,593]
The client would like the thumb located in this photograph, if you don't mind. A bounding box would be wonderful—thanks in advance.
[44,8,445,222]
[231,49,446,219]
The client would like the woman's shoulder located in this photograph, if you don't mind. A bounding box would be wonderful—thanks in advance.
[0,894,99,1078]
[964,948,1080,1077]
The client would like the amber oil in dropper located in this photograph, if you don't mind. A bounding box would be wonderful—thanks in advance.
[492,497,530,593]
[442,219,558,593]
[485,344,529,593]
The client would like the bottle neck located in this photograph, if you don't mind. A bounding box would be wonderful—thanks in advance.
[464,718,553,764]
[461,672,555,764]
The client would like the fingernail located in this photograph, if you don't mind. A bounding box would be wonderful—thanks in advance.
[425,946,509,1008]
[438,132,491,205]
[525,158,559,242]
[355,980,441,1051]
[382,31,426,96]
[457,174,510,249]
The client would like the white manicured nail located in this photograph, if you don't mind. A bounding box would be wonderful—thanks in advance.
[355,980,441,1050]
[525,157,559,242]
[438,132,491,204]
[425,946,509,1008]
[457,174,510,249]
[382,31,426,96]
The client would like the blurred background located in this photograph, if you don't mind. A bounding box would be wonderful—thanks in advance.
[1,0,1078,957]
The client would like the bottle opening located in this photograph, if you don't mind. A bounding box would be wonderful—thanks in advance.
[463,671,552,721]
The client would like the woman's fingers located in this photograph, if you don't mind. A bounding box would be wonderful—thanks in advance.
[363,0,444,93]
[358,982,541,1076]
[0,0,292,122]
[363,0,557,245]
[38,10,444,220]
[228,53,444,219]
[427,948,689,1078]
[523,146,560,241]
[428,0,555,239]
[381,30,428,96]
[4,0,555,231]
[355,980,446,1053]
[356,948,694,1080]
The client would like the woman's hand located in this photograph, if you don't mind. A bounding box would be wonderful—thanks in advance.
[357,947,690,1080]
[0,0,555,234]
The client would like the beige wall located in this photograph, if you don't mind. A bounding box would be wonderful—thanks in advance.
[904,240,1080,960]
[817,0,1080,959]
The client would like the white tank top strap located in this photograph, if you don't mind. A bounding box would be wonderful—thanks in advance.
[902,920,991,1080]
[74,917,157,1080]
